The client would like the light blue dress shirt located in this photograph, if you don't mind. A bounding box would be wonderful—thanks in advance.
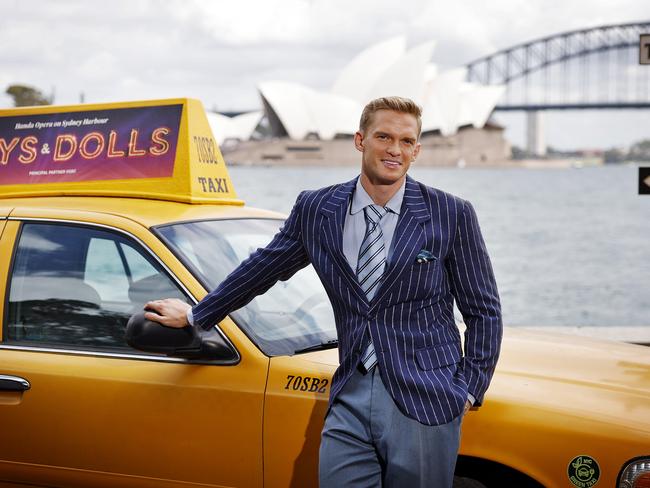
[342,177,405,270]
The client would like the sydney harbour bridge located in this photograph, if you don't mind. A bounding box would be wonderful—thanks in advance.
[465,21,650,155]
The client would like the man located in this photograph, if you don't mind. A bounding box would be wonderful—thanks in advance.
[145,96,502,487]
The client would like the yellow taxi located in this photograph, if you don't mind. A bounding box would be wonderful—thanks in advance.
[0,99,648,488]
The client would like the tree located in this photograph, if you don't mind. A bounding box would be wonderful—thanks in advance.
[5,84,53,107]
[603,147,625,164]
[629,139,650,161]
[510,145,528,160]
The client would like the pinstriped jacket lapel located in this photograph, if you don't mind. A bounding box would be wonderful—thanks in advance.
[370,176,430,310]
[319,177,369,306]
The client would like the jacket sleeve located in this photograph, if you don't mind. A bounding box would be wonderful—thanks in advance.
[192,191,311,330]
[446,199,503,406]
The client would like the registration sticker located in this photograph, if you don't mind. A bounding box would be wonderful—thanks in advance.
[568,455,600,487]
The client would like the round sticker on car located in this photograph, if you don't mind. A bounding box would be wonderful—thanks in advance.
[568,455,600,487]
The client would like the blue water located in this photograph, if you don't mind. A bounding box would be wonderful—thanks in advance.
[229,165,650,328]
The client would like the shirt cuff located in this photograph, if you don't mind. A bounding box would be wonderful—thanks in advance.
[186,308,195,326]
[467,393,476,406]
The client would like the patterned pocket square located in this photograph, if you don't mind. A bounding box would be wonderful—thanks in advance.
[415,249,436,263]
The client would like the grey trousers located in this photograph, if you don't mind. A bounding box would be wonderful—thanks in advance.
[319,366,462,488]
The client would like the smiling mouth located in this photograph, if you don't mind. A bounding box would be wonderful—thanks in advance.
[382,159,401,168]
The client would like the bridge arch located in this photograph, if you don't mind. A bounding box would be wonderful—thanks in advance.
[466,21,650,110]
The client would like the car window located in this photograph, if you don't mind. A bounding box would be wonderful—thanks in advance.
[85,237,130,302]
[156,219,337,356]
[5,222,189,352]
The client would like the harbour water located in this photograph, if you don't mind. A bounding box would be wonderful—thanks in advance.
[229,164,650,341]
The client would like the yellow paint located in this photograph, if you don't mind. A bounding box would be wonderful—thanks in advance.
[0,220,18,343]
[264,355,331,488]
[262,334,650,488]
[4,195,282,228]
[0,99,241,205]
[0,207,266,487]
[0,130,649,486]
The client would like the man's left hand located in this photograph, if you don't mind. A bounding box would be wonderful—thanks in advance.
[463,399,472,416]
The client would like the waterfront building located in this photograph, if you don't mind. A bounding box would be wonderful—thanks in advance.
[210,37,510,166]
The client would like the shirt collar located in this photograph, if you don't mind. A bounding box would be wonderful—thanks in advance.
[350,177,406,215]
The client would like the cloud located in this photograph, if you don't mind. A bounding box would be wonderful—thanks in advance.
[1,0,648,147]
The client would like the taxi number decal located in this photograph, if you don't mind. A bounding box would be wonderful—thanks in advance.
[284,375,328,394]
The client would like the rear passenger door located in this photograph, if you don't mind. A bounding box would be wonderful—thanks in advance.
[0,219,266,488]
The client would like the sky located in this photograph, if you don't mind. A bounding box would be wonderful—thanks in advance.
[1,0,649,150]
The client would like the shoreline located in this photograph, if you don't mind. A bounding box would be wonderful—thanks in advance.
[225,158,610,169]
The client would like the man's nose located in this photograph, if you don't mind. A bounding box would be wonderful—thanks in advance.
[386,141,400,156]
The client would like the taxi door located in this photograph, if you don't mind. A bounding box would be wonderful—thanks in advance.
[0,211,267,488]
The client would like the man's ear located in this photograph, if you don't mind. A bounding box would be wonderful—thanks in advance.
[354,131,364,153]
[413,141,421,161]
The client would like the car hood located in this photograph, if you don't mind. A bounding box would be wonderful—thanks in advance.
[496,328,650,395]
[299,327,650,391]
[491,328,650,436]
[297,327,650,429]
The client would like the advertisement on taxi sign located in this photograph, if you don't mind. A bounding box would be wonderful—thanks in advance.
[0,104,182,185]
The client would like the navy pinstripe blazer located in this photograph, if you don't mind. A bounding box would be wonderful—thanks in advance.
[193,175,502,426]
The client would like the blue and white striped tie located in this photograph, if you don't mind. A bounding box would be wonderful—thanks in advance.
[357,204,388,372]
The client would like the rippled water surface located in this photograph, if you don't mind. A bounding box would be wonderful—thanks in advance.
[229,165,650,328]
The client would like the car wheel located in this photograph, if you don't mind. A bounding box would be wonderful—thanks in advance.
[453,476,488,488]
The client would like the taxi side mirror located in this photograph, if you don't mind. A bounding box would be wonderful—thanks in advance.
[125,312,239,363]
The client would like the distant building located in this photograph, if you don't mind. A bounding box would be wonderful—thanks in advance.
[209,37,510,165]
[206,111,263,146]
[258,37,505,139]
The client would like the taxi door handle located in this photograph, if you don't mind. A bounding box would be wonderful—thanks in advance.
[0,375,31,392]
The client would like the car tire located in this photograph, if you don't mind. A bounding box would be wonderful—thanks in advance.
[453,476,488,488]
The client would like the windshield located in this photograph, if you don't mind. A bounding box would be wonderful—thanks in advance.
[155,219,336,356]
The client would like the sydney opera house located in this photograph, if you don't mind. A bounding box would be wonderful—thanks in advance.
[208,37,510,166]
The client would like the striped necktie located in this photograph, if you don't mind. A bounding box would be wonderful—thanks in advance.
[357,204,388,372]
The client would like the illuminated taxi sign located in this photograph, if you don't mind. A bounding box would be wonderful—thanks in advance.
[0,98,241,204]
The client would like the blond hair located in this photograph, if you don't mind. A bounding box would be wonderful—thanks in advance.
[359,96,422,136]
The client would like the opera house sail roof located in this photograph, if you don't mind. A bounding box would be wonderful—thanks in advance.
[208,37,505,143]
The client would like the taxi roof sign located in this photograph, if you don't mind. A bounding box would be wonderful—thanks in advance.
[0,98,242,205]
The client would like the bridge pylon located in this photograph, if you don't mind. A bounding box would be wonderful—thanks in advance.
[526,111,546,157]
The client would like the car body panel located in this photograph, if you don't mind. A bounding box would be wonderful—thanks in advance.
[263,354,332,488]
[262,332,650,488]
[1,206,13,219]
[0,209,271,487]
[0,220,17,345]
[4,196,283,228]
[0,348,267,487]
[1,99,648,488]
[1,199,649,487]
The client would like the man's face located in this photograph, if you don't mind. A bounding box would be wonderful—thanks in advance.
[354,109,421,186]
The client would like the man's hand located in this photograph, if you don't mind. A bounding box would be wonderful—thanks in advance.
[144,298,192,329]
[463,399,472,416]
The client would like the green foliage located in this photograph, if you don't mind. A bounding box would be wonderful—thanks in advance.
[5,84,53,107]
[510,145,528,160]
[603,148,626,163]
[629,139,650,160]
[605,139,650,163]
